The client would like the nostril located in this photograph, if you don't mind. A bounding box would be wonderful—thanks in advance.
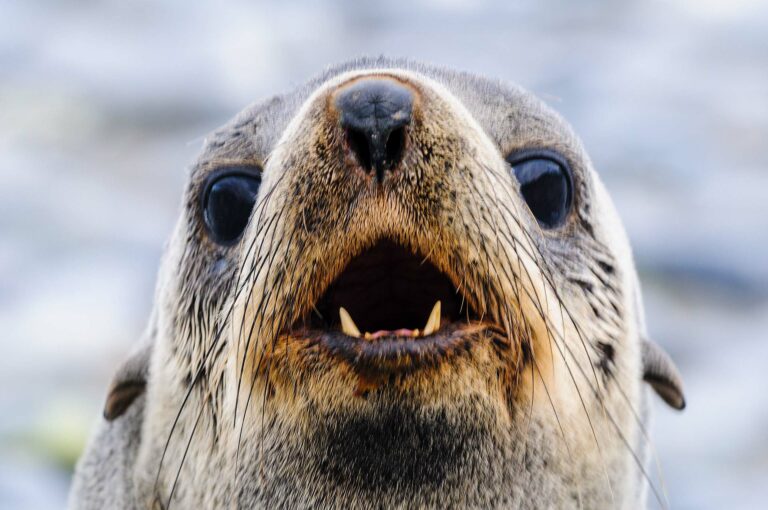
[385,126,406,171]
[346,128,372,171]
[345,125,407,179]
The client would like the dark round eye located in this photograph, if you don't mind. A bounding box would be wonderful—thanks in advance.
[507,152,573,229]
[202,169,262,245]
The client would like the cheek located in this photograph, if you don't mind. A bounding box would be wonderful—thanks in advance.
[176,246,239,318]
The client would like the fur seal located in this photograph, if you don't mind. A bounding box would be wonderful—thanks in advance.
[69,58,685,509]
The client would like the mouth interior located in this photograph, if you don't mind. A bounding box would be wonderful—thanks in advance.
[311,239,473,336]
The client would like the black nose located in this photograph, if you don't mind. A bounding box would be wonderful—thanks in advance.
[335,78,413,182]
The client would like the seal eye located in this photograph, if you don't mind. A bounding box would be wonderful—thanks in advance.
[202,169,262,245]
[507,152,573,229]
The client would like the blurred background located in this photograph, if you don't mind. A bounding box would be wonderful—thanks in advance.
[1,0,767,508]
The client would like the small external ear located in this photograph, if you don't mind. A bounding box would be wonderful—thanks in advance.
[103,336,153,421]
[642,337,686,410]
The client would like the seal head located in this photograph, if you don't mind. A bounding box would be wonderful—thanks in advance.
[70,58,684,510]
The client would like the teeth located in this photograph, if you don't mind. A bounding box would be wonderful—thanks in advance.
[422,301,441,336]
[340,302,441,339]
[339,307,361,338]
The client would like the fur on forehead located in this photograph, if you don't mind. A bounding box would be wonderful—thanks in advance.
[193,57,590,184]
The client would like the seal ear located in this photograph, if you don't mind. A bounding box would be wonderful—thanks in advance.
[103,336,153,421]
[641,337,686,410]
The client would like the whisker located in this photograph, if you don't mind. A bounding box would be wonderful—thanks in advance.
[166,400,205,508]
[532,357,584,510]
[155,170,288,499]
[465,159,618,503]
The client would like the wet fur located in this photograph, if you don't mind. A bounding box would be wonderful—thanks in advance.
[70,58,666,509]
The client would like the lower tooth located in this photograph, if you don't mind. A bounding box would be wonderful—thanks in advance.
[339,307,361,338]
[422,301,441,336]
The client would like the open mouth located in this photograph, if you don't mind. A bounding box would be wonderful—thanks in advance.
[291,239,490,375]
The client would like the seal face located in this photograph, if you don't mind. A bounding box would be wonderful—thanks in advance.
[69,58,685,510]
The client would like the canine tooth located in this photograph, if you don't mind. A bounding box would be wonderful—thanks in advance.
[422,301,441,336]
[339,307,361,338]
[411,329,420,338]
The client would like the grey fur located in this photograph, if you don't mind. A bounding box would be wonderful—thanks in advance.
[69,394,144,509]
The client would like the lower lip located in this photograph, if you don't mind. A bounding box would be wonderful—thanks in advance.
[303,323,488,376]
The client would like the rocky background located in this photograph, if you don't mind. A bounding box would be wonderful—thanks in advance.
[1,1,766,508]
